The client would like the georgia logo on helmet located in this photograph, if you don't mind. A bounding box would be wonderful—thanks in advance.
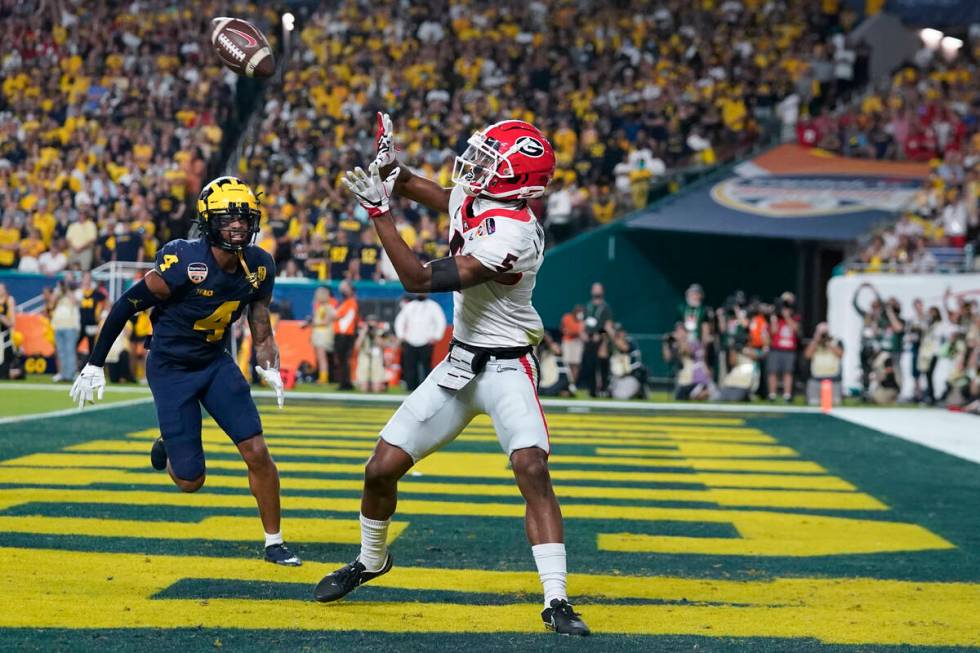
[197,176,261,251]
[451,120,556,200]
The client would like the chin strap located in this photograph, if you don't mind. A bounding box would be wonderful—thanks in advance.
[237,250,260,289]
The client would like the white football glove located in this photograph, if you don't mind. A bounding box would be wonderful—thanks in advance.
[254,364,285,409]
[373,111,396,169]
[343,162,400,218]
[69,364,106,409]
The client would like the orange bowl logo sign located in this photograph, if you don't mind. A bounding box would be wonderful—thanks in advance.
[711,176,921,218]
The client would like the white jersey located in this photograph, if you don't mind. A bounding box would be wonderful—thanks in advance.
[446,185,545,348]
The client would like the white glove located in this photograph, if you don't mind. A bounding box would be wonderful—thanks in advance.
[373,111,396,169]
[254,365,285,409]
[343,162,400,218]
[69,364,106,409]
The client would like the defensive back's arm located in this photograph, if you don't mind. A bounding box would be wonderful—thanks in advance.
[248,295,280,369]
[86,273,169,367]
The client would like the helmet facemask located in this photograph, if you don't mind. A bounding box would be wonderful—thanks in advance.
[452,133,515,198]
[204,204,260,251]
[197,176,262,252]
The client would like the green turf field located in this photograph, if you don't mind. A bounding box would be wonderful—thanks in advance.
[0,384,151,417]
[0,392,977,651]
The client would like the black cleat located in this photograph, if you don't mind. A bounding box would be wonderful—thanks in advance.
[265,542,302,566]
[314,555,392,602]
[150,437,167,471]
[542,599,590,636]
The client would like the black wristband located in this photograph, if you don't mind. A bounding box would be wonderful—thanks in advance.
[428,257,461,293]
[89,281,160,366]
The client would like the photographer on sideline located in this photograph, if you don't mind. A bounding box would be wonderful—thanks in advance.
[767,292,800,401]
[580,282,614,397]
[610,323,648,400]
[804,322,844,406]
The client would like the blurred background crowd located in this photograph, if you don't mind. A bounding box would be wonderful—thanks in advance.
[0,0,977,409]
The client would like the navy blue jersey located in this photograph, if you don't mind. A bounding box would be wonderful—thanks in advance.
[148,238,275,366]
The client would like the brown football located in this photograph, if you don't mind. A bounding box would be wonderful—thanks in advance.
[210,17,275,78]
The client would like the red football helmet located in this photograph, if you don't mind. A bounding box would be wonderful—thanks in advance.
[452,120,556,200]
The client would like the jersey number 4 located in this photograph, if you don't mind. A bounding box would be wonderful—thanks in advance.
[194,300,240,342]
[159,254,179,272]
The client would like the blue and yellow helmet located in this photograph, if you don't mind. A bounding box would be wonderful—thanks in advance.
[196,176,261,251]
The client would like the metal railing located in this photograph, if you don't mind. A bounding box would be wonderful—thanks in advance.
[89,261,155,303]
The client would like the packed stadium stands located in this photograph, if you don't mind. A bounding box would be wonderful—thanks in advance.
[238,0,855,268]
[0,0,275,272]
[797,29,980,272]
[0,0,977,408]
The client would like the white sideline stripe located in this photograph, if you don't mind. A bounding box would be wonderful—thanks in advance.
[833,407,980,465]
[0,397,154,426]
[247,390,825,413]
[1,384,823,412]
[0,383,151,395]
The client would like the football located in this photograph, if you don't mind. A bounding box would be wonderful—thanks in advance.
[210,17,275,78]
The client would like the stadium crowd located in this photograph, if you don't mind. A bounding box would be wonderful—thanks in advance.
[791,30,980,272]
[1,0,866,278]
[0,0,276,274]
[238,0,855,273]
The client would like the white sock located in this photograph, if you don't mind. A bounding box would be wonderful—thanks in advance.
[359,513,390,572]
[264,530,283,547]
[532,543,567,608]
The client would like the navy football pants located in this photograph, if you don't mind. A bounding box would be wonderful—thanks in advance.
[145,351,263,481]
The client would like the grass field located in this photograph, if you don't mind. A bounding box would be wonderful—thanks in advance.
[0,389,978,652]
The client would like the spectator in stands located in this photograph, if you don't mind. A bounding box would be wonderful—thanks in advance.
[38,239,68,276]
[333,280,358,391]
[0,283,16,379]
[804,322,844,406]
[279,260,304,278]
[767,292,800,401]
[329,231,353,281]
[560,305,586,387]
[941,186,970,249]
[394,293,446,391]
[110,223,144,264]
[308,286,336,384]
[545,178,574,244]
[65,210,97,271]
[580,282,614,397]
[17,228,45,273]
[0,216,20,269]
[46,279,79,383]
[354,230,382,281]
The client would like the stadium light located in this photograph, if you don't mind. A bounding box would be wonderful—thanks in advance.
[940,35,963,59]
[940,36,963,52]
[919,28,943,50]
[282,12,295,32]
